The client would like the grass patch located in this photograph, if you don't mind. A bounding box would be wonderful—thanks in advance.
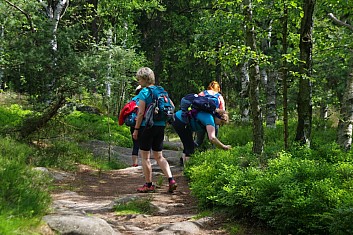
[114,196,156,215]
[191,210,213,220]
[0,215,44,235]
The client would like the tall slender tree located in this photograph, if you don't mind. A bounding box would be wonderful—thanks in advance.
[295,0,315,146]
[282,1,289,150]
[243,0,264,155]
[327,12,353,150]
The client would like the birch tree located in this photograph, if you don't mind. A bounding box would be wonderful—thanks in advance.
[38,0,69,53]
[243,0,264,155]
[327,12,353,150]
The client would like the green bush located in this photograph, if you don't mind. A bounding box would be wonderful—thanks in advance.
[32,140,93,171]
[187,122,353,234]
[0,137,51,218]
[251,153,340,234]
[31,139,128,171]
[0,104,31,134]
[186,143,258,208]
[64,111,132,147]
[329,206,353,234]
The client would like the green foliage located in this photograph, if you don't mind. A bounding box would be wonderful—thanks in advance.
[32,140,93,171]
[0,216,42,235]
[218,123,252,147]
[187,122,353,234]
[82,156,128,171]
[0,137,51,218]
[329,207,353,234]
[185,144,258,208]
[0,104,31,133]
[32,139,128,171]
[63,111,132,147]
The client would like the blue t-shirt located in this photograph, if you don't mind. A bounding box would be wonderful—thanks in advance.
[175,110,215,132]
[131,95,139,105]
[137,86,166,127]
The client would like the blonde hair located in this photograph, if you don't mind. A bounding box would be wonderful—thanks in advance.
[207,81,221,93]
[136,67,155,85]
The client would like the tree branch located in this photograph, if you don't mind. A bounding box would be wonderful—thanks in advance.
[328,13,353,32]
[3,0,35,32]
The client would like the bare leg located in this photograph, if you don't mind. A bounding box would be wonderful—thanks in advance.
[153,151,172,178]
[140,150,152,182]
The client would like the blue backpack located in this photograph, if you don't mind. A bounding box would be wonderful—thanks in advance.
[203,90,221,108]
[144,86,175,128]
[180,93,217,123]
[118,99,139,127]
[124,110,138,126]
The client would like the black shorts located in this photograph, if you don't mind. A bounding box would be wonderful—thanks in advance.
[138,126,165,151]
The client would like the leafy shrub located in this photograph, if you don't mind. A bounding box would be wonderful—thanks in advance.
[64,111,132,147]
[186,143,257,208]
[31,139,128,171]
[32,140,94,171]
[0,137,51,217]
[0,104,31,134]
[251,153,340,234]
[219,124,252,147]
[187,141,353,234]
[329,207,353,234]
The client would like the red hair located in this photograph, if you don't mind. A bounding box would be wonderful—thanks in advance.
[207,81,221,92]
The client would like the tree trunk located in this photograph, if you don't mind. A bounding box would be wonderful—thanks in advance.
[216,41,222,85]
[38,0,69,52]
[266,70,277,128]
[281,3,289,150]
[87,0,99,43]
[0,25,3,90]
[327,8,353,150]
[295,0,315,146]
[239,62,250,123]
[20,96,66,139]
[243,0,264,155]
[337,72,353,150]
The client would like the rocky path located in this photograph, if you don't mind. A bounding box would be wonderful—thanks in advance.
[42,140,229,235]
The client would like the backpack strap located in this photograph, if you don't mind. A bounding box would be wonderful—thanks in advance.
[146,86,155,100]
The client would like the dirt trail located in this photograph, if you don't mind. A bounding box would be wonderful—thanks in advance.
[49,140,229,234]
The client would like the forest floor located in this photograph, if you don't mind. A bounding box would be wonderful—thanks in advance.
[49,140,234,234]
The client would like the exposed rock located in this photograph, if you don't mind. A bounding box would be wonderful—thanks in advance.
[43,214,120,235]
[154,221,201,234]
[76,105,102,115]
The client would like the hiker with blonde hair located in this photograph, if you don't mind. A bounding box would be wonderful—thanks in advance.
[133,67,177,193]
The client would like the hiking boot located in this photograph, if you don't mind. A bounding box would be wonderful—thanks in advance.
[168,180,177,193]
[137,184,155,193]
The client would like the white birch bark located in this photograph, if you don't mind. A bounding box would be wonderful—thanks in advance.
[327,13,353,150]
[240,62,250,122]
[0,25,4,90]
[38,0,69,52]
[337,72,353,150]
